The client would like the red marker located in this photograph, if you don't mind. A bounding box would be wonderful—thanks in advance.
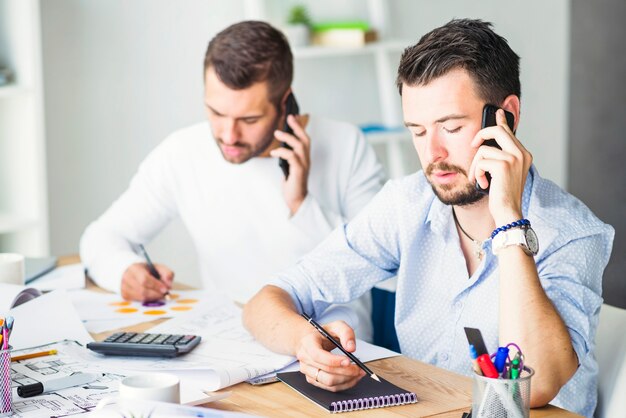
[477,353,499,378]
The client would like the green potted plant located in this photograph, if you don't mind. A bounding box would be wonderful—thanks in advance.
[283,4,312,47]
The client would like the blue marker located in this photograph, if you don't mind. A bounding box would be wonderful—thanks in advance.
[494,346,509,373]
[469,344,482,376]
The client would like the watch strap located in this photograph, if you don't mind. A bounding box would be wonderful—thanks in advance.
[492,227,530,255]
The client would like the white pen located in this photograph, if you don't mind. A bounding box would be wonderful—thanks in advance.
[17,372,99,398]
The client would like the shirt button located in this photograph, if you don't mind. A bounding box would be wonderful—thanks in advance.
[455,301,463,309]
[440,352,449,361]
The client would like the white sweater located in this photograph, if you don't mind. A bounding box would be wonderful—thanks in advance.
[80,116,385,334]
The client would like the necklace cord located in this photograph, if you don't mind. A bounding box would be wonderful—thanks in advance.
[452,209,480,243]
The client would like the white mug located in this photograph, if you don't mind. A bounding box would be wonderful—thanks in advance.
[118,373,180,403]
[0,253,25,286]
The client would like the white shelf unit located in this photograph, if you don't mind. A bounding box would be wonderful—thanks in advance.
[245,0,418,179]
[0,0,49,256]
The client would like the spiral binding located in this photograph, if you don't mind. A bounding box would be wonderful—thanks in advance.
[330,392,418,413]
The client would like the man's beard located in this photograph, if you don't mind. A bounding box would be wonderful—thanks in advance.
[425,162,485,206]
[215,113,281,164]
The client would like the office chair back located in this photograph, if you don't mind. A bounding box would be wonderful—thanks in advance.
[371,286,400,353]
[595,303,626,418]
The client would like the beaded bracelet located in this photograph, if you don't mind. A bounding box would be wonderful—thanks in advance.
[491,219,530,239]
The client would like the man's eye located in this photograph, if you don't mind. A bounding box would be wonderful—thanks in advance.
[242,119,259,125]
[412,130,426,138]
[444,126,461,134]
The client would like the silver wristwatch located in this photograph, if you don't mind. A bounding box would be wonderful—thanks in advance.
[492,226,539,256]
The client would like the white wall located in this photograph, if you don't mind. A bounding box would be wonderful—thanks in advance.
[41,0,570,288]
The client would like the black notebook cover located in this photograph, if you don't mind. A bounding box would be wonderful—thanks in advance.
[278,371,418,413]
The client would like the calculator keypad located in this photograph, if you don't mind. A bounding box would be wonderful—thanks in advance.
[87,332,202,357]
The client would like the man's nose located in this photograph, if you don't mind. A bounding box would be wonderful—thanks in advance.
[221,119,240,145]
[424,131,447,163]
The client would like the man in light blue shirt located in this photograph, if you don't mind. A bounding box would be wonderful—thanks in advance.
[243,19,614,417]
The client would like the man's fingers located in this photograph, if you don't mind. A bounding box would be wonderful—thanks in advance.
[286,114,310,148]
[122,263,169,301]
[154,263,174,287]
[274,130,307,160]
[324,321,357,353]
[301,361,365,387]
[304,368,365,392]
[270,147,304,174]
[121,276,165,301]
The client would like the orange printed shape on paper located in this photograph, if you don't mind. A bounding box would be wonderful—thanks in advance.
[143,310,167,316]
[115,307,138,314]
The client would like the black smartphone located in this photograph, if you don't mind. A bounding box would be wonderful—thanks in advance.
[278,93,300,179]
[475,104,515,194]
[463,327,489,356]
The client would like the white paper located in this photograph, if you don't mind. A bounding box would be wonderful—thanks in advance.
[9,290,93,350]
[9,341,213,417]
[69,295,295,392]
[30,263,85,291]
[87,398,255,418]
[70,289,212,333]
[0,283,41,313]
[81,317,151,334]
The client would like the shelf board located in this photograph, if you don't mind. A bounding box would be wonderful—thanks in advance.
[0,213,39,234]
[293,39,410,59]
[0,84,31,98]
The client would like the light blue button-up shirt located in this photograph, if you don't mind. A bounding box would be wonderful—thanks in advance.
[273,166,614,417]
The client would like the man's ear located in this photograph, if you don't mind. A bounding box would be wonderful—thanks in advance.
[279,88,293,113]
[501,95,521,132]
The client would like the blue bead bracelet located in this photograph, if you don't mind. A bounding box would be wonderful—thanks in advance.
[491,219,530,239]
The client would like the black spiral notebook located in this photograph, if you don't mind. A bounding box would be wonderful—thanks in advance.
[277,371,418,413]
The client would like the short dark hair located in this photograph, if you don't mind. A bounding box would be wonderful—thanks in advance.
[396,19,520,105]
[204,21,293,106]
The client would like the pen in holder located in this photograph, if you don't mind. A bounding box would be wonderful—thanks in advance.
[0,345,13,417]
[472,365,533,418]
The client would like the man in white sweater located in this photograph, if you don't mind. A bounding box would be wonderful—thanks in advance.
[79,21,385,340]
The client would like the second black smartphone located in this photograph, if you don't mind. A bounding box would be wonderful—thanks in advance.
[476,104,515,194]
[278,93,300,179]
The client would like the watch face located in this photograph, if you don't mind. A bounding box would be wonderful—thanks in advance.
[525,227,539,255]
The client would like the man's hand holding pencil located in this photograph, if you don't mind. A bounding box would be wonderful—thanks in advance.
[295,315,371,392]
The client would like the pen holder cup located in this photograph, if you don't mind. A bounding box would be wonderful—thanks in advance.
[472,366,533,418]
[0,346,12,417]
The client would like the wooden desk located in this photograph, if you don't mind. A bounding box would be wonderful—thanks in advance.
[208,358,582,418]
[61,256,582,417]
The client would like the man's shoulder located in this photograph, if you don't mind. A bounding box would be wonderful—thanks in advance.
[151,122,214,157]
[378,171,435,211]
[138,122,215,172]
[162,121,212,146]
[529,169,613,242]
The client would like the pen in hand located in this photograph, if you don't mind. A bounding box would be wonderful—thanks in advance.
[138,244,171,299]
[301,313,380,382]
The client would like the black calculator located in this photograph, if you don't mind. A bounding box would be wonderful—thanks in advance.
[87,332,201,357]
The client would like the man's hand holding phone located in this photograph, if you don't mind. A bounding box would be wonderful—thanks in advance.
[295,320,365,392]
[121,262,174,302]
[271,114,311,215]
[469,106,533,225]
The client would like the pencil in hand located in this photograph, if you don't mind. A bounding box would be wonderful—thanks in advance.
[301,313,380,382]
[138,244,171,300]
